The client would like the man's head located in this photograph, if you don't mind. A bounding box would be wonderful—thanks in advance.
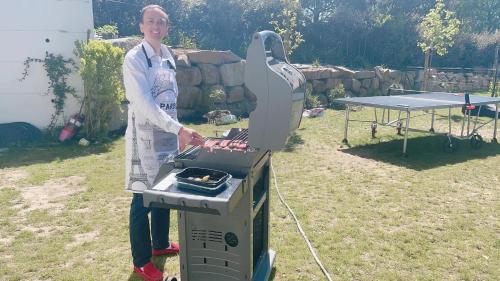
[140,5,169,43]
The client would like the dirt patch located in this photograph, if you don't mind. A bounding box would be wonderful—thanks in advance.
[0,169,29,189]
[16,176,86,215]
[0,237,13,245]
[17,225,68,237]
[65,230,100,249]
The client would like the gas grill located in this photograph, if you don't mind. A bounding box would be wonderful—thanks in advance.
[143,31,306,281]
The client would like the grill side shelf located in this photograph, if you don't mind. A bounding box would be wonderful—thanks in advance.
[143,170,245,216]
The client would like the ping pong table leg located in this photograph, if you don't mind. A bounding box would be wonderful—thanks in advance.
[342,105,350,144]
[493,103,498,143]
[403,110,410,156]
[430,109,435,132]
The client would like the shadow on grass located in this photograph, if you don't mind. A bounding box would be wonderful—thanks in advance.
[284,132,305,152]
[0,139,116,169]
[341,135,500,171]
[269,267,276,280]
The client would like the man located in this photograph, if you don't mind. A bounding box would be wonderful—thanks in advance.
[123,4,204,281]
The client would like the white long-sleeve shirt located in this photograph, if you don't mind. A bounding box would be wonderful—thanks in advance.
[124,40,182,192]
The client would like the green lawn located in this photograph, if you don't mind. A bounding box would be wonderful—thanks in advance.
[0,107,499,281]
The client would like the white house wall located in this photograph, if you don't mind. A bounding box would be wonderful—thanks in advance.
[0,0,93,129]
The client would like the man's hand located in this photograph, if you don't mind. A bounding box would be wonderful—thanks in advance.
[178,127,204,151]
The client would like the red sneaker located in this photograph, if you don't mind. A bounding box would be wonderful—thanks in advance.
[152,241,180,256]
[133,262,163,281]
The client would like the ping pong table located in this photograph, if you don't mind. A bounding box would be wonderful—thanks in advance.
[334,92,500,155]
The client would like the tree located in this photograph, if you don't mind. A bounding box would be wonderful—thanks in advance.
[417,0,460,90]
[473,30,500,97]
[300,0,338,24]
[451,0,500,96]
[270,0,304,56]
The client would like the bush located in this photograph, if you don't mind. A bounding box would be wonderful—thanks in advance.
[326,84,346,109]
[304,83,320,109]
[205,88,226,112]
[75,40,124,140]
[95,24,119,39]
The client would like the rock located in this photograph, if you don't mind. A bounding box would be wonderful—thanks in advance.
[177,109,198,119]
[220,61,245,87]
[312,79,328,93]
[198,63,220,85]
[416,70,425,82]
[178,86,202,108]
[381,81,393,95]
[371,89,382,96]
[326,78,342,89]
[176,66,202,86]
[226,86,245,103]
[187,50,241,65]
[107,37,142,53]
[388,70,402,83]
[334,66,355,78]
[354,71,375,80]
[371,77,380,89]
[482,78,490,88]
[361,79,371,89]
[342,79,353,90]
[175,54,191,67]
[301,67,338,80]
[359,88,369,96]
[351,79,361,93]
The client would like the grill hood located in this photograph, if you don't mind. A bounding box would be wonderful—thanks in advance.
[245,31,306,151]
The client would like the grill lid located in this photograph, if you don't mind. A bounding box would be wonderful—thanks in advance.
[245,31,306,151]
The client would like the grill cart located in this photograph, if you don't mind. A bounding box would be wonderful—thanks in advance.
[143,31,306,281]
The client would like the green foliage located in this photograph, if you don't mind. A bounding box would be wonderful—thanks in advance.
[178,32,198,49]
[451,0,499,33]
[304,83,320,109]
[92,0,496,68]
[312,58,321,67]
[205,88,226,112]
[75,40,124,140]
[95,24,119,39]
[417,0,461,57]
[326,84,346,109]
[19,53,76,131]
[270,0,304,56]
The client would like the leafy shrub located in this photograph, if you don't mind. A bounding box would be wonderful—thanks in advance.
[75,40,124,140]
[206,88,226,112]
[178,33,198,49]
[304,83,320,109]
[95,24,119,39]
[326,84,346,109]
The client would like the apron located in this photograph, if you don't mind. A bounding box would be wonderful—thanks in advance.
[127,45,179,192]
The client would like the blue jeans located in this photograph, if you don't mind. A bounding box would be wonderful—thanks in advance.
[129,193,170,267]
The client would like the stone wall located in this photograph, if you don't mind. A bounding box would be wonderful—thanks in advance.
[296,65,492,101]
[110,38,493,119]
[109,38,255,119]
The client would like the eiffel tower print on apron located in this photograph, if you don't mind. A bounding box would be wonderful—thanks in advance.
[128,113,150,190]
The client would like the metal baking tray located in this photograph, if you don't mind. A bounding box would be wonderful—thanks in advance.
[175,167,231,194]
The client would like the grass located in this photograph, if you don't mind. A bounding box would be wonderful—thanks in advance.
[0,107,499,281]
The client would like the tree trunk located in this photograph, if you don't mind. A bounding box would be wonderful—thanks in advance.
[491,43,499,97]
[422,51,430,91]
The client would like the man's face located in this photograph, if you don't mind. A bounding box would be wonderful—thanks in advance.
[140,8,168,43]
